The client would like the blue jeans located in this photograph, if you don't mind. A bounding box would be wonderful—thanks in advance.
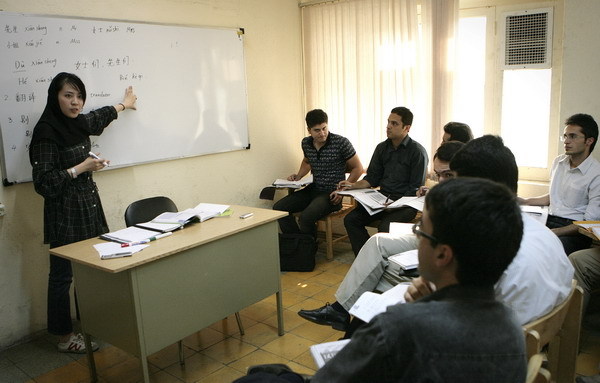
[273,185,340,236]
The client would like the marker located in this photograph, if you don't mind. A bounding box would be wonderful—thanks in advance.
[121,231,173,247]
[88,151,109,167]
[239,213,254,219]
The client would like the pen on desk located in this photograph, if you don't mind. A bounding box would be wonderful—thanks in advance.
[121,231,173,247]
[88,151,109,167]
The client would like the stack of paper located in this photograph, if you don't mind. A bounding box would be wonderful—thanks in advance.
[100,227,163,244]
[388,249,419,270]
[93,242,148,259]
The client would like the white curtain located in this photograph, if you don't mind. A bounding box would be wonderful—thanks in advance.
[302,0,458,165]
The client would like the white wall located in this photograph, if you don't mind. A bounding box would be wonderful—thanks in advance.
[560,0,600,164]
[0,0,305,349]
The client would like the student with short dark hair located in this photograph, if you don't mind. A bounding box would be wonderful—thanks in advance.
[441,121,473,143]
[340,106,428,255]
[273,109,363,237]
[521,113,600,255]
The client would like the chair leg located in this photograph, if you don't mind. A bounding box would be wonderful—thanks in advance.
[178,340,185,366]
[326,217,334,260]
[235,312,245,335]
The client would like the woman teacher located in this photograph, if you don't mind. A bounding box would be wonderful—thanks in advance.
[29,72,137,353]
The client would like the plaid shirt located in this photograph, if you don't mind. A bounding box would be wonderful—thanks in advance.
[30,106,117,246]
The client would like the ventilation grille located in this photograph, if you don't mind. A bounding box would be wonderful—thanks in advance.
[501,8,553,69]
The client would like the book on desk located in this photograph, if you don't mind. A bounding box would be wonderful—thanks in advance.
[102,203,231,242]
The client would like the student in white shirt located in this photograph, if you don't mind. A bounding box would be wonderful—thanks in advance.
[522,113,600,255]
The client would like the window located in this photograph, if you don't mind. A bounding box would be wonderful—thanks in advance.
[454,3,559,181]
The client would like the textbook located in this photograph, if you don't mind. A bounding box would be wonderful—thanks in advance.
[147,203,231,226]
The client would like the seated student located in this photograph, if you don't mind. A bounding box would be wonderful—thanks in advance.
[273,109,362,237]
[298,136,573,334]
[441,121,473,143]
[341,106,428,255]
[235,178,527,383]
[521,113,600,255]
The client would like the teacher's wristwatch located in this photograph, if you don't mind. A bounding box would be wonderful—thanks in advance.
[70,167,78,178]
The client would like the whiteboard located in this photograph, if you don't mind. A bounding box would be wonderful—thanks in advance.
[0,12,249,184]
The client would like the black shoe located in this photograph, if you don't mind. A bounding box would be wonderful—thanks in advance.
[298,303,350,331]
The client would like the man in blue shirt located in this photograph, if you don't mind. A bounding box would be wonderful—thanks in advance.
[340,106,428,255]
[274,109,363,237]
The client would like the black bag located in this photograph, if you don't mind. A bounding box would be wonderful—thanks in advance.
[278,233,317,272]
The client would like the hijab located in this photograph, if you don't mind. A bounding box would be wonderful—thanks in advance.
[29,72,89,161]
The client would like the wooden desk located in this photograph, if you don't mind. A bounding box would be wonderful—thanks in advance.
[50,205,287,383]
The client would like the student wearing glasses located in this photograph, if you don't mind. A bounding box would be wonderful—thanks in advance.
[521,113,600,255]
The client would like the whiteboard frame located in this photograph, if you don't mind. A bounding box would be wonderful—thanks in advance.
[0,11,250,185]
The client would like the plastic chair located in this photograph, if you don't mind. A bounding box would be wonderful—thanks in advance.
[523,279,583,383]
[124,196,245,365]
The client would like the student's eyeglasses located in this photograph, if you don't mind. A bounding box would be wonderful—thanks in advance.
[412,222,438,247]
[434,170,455,181]
[560,133,586,142]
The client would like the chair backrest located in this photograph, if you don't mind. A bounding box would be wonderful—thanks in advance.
[522,279,583,383]
[124,196,178,227]
[526,354,551,383]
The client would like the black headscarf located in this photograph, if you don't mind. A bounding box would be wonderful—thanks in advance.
[29,72,89,161]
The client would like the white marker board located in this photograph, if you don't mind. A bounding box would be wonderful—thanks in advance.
[0,12,249,184]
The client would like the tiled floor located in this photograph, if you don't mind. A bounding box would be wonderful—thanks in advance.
[2,240,600,382]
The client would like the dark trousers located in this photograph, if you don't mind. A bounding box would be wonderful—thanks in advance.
[273,186,340,236]
[344,204,418,255]
[546,215,592,256]
[47,253,73,336]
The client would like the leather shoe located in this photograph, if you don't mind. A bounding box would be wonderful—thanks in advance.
[298,303,350,331]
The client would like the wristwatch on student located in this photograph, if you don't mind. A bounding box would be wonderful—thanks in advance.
[70,167,78,178]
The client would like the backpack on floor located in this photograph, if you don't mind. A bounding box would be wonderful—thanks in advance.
[278,233,317,272]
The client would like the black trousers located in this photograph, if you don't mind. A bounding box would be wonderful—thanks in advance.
[47,253,73,335]
[273,185,340,236]
[546,214,592,256]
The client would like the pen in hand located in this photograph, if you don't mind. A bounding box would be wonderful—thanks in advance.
[88,152,109,167]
